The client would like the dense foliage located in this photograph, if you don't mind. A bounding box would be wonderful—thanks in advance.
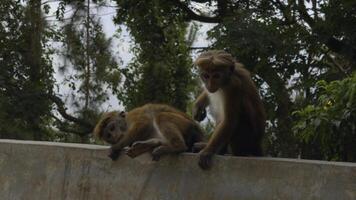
[195,0,356,158]
[57,0,120,141]
[293,73,356,161]
[0,0,355,162]
[0,0,54,140]
[113,0,195,111]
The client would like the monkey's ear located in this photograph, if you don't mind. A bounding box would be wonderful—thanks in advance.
[119,111,126,118]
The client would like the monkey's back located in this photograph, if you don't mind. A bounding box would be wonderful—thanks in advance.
[128,103,204,151]
[229,67,266,156]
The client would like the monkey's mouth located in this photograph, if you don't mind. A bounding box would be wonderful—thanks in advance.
[106,134,124,145]
[207,87,219,93]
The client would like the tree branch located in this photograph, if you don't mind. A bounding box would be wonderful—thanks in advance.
[191,0,211,3]
[324,38,356,69]
[272,0,296,25]
[189,46,209,50]
[324,52,350,76]
[58,126,91,136]
[51,114,91,136]
[49,94,94,130]
[217,0,227,18]
[297,0,315,26]
[41,0,61,5]
[256,64,297,157]
[296,0,356,69]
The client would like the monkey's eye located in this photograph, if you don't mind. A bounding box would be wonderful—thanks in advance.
[201,73,209,80]
[107,123,116,132]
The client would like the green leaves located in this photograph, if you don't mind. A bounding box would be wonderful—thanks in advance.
[0,0,54,140]
[113,0,194,111]
[61,4,121,111]
[293,73,356,161]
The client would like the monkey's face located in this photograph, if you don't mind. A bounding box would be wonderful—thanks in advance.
[102,112,128,144]
[199,69,230,93]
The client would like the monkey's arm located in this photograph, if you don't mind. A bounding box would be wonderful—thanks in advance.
[198,121,234,169]
[109,122,151,160]
[193,91,209,121]
[204,121,234,153]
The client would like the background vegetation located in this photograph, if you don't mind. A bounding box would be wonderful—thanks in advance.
[0,0,355,162]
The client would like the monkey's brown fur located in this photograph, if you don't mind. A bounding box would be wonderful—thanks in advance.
[193,50,266,169]
[94,103,204,161]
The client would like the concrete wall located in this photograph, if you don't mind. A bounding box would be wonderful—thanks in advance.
[0,139,355,200]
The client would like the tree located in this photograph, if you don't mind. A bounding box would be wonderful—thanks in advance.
[293,73,356,162]
[0,0,120,142]
[53,0,121,140]
[163,0,356,157]
[0,0,55,140]
[113,0,195,111]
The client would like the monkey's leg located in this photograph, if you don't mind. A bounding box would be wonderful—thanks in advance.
[152,114,188,161]
[125,138,161,158]
[151,142,187,161]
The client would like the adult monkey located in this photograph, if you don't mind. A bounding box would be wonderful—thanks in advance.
[94,104,204,161]
[192,50,266,170]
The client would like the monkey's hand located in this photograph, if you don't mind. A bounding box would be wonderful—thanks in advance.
[192,104,207,122]
[125,142,148,158]
[192,142,207,153]
[108,147,121,161]
[198,150,213,170]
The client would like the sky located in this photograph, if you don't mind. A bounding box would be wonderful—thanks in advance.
[46,1,215,112]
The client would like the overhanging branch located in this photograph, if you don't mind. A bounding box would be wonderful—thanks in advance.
[49,94,93,130]
[296,0,356,69]
[272,0,296,25]
[191,0,211,3]
[51,114,91,136]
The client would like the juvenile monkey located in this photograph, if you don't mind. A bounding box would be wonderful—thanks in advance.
[94,104,204,161]
[193,50,266,170]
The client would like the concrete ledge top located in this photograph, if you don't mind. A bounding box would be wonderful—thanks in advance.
[0,139,355,200]
[0,139,108,150]
[1,139,355,167]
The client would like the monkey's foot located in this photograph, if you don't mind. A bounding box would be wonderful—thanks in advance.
[127,141,154,158]
[192,142,207,153]
[198,151,213,170]
[108,148,120,161]
[124,148,137,158]
[132,141,153,149]
[151,146,166,161]
[125,141,157,158]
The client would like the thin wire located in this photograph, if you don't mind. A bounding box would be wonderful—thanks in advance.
[45,11,116,22]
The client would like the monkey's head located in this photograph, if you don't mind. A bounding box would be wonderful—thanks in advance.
[93,111,128,145]
[195,50,235,93]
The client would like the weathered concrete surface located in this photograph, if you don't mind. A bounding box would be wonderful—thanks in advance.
[0,139,355,200]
